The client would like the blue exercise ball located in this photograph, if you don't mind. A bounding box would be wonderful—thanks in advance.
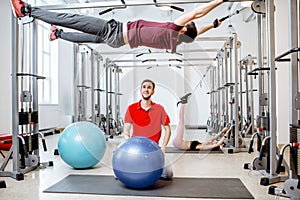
[58,121,106,169]
[112,136,164,188]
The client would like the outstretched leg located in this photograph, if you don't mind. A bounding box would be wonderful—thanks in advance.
[172,104,190,150]
[207,126,229,143]
[60,31,104,43]
[31,7,110,36]
[50,25,104,43]
[197,127,231,150]
[49,25,103,43]
[10,1,124,47]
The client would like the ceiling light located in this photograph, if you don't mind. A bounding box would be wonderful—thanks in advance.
[159,6,172,11]
[241,1,252,7]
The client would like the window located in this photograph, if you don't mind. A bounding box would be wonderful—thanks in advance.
[37,21,58,104]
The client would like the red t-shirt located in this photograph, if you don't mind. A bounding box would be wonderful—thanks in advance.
[124,100,170,144]
[127,20,183,53]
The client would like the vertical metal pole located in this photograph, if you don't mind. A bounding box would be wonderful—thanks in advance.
[220,58,225,124]
[105,58,110,137]
[289,0,299,126]
[229,47,234,123]
[266,0,277,176]
[288,0,299,178]
[239,60,244,135]
[110,65,113,114]
[248,56,255,135]
[244,60,249,123]
[96,55,102,117]
[217,58,221,127]
[80,51,86,121]
[117,69,120,113]
[114,66,118,126]
[209,69,214,127]
[256,14,264,115]
[233,33,239,148]
[73,44,78,122]
[11,16,20,175]
[224,48,229,123]
[90,49,95,123]
[31,21,39,157]
[213,66,217,127]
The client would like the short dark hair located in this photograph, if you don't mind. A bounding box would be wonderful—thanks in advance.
[178,21,197,44]
[141,79,155,89]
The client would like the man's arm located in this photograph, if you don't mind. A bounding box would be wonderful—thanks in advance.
[123,122,132,139]
[160,124,171,153]
[197,19,221,35]
[174,0,223,26]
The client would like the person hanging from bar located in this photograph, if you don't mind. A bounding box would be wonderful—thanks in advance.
[10,0,227,53]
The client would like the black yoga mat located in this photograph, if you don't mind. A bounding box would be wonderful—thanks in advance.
[166,146,223,153]
[44,174,254,199]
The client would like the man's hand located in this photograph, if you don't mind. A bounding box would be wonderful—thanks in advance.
[160,145,167,154]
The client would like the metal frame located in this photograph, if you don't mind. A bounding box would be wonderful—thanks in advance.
[94,52,103,125]
[239,56,255,137]
[104,59,124,139]
[73,44,102,124]
[38,0,254,10]
[268,0,300,198]
[74,46,90,122]
[211,33,247,152]
[0,18,49,180]
[205,36,238,133]
[266,0,277,180]
[244,0,289,187]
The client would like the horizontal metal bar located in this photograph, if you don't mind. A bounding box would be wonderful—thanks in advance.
[275,47,300,62]
[38,0,253,10]
[113,57,215,62]
[98,48,220,55]
[196,37,230,41]
[181,48,221,53]
[16,73,46,79]
[118,63,213,68]
[39,1,210,10]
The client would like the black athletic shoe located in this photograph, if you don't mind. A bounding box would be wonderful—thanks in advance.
[177,93,192,106]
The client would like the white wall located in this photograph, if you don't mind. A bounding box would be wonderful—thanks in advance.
[274,0,289,144]
[0,1,12,133]
[39,41,75,130]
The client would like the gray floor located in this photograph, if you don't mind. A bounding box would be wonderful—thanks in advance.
[0,130,288,200]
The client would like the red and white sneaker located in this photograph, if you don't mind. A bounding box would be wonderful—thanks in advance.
[10,0,26,18]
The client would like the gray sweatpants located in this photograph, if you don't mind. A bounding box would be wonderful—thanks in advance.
[31,7,125,47]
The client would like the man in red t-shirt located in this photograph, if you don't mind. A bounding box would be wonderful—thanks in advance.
[10,0,227,53]
[124,79,171,153]
[124,79,173,179]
